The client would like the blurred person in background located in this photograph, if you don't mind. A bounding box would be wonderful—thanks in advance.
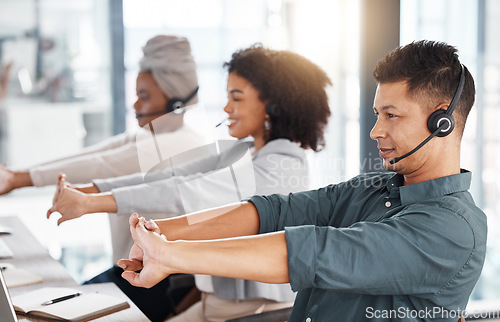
[0,35,205,195]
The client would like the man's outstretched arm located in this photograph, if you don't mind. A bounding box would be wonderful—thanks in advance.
[118,213,289,288]
[153,201,261,241]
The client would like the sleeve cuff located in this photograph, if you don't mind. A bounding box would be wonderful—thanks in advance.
[29,168,51,187]
[248,195,273,234]
[93,179,111,192]
[285,225,317,292]
[111,188,134,216]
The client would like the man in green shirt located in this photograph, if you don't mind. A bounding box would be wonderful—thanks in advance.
[118,40,486,322]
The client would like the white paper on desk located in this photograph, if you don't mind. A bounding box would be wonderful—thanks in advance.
[3,267,43,288]
[12,287,76,313]
[12,287,130,321]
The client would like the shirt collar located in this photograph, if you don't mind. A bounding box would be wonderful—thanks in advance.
[386,169,472,205]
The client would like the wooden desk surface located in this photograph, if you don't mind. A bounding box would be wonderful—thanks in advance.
[0,216,149,321]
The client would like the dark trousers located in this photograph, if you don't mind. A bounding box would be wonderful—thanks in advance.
[84,266,189,322]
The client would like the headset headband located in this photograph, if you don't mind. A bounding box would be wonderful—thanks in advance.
[446,64,465,116]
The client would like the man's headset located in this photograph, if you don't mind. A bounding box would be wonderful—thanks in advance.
[136,86,199,118]
[389,64,466,164]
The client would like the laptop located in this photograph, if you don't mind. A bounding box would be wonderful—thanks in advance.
[0,269,18,322]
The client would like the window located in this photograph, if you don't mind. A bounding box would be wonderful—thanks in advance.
[0,0,113,165]
[0,0,114,283]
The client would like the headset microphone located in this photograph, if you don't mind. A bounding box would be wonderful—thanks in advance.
[135,110,169,118]
[389,64,466,165]
[389,123,447,164]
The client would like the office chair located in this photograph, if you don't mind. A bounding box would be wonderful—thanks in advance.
[165,274,200,316]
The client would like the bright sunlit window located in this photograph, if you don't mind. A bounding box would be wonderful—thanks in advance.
[122,0,361,190]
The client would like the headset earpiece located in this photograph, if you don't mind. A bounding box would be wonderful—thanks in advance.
[427,109,455,137]
[266,102,278,117]
[166,98,186,114]
[166,87,199,115]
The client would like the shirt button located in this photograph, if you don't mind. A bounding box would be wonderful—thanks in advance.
[385,201,391,207]
[306,318,312,322]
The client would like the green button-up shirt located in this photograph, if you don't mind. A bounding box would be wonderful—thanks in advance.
[249,170,486,321]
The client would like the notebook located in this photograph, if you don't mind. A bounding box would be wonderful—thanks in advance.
[11,286,130,322]
[0,270,19,322]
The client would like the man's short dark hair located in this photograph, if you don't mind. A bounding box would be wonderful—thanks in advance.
[373,40,475,136]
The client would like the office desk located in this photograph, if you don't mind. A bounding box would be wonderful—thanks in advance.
[0,216,149,321]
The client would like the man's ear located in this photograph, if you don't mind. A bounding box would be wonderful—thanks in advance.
[433,102,451,113]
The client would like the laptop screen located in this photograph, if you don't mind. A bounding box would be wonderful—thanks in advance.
[0,269,18,322]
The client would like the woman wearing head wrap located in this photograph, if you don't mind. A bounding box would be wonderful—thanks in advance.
[0,35,205,194]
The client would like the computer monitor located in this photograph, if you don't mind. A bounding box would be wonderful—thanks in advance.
[0,269,18,322]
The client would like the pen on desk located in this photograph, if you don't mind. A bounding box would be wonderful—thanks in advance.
[41,292,82,306]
